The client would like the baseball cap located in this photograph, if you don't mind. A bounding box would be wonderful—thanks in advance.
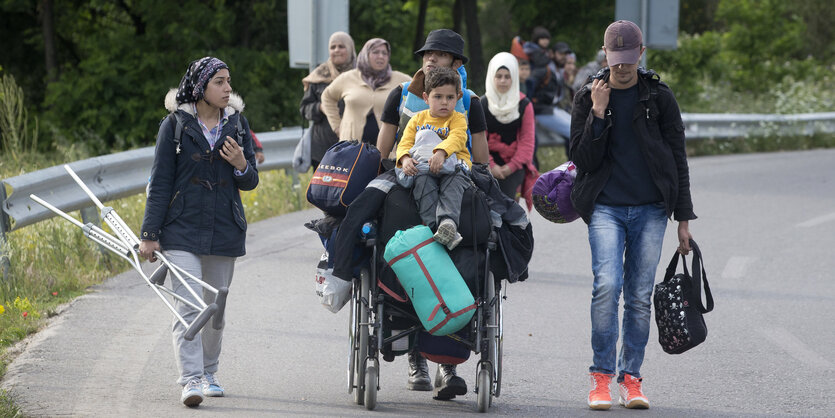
[604,20,643,66]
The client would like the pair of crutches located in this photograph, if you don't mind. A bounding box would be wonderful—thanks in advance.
[30,165,227,341]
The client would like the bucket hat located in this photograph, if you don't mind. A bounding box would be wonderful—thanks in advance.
[415,29,468,64]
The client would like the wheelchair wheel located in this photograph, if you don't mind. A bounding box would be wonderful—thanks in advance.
[347,279,358,395]
[485,274,502,399]
[352,269,372,405]
[494,279,504,397]
[364,365,378,410]
[476,367,492,412]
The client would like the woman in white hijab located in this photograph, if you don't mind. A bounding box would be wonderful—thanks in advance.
[482,52,538,208]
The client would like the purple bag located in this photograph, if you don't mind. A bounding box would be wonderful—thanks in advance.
[532,161,579,223]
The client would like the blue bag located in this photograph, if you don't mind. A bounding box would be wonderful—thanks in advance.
[306,140,380,216]
[384,225,476,336]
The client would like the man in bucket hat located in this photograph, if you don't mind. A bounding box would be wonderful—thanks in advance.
[376,28,488,401]
[569,20,696,410]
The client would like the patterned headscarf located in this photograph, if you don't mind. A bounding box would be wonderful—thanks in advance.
[356,38,392,91]
[175,57,229,104]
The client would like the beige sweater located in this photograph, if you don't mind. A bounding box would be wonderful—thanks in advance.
[321,69,411,142]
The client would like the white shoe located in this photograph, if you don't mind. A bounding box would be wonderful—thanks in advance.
[202,372,225,397]
[434,218,461,250]
[181,378,204,407]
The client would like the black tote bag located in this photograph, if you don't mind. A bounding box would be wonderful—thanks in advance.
[653,239,714,354]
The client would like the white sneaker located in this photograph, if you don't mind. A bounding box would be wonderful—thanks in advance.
[202,372,225,397]
[181,378,204,407]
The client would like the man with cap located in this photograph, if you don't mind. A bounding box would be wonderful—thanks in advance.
[569,20,696,410]
[376,28,488,401]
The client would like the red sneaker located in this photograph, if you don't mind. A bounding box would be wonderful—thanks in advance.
[618,374,649,409]
[588,372,613,410]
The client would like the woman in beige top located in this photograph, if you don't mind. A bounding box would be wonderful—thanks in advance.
[321,38,410,144]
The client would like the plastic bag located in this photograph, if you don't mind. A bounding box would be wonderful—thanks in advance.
[315,252,352,313]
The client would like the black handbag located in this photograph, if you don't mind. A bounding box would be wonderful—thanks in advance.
[653,239,714,354]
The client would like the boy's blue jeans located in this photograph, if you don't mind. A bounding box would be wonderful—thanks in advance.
[587,203,667,380]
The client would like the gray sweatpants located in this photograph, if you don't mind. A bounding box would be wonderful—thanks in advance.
[412,167,470,230]
[164,250,236,385]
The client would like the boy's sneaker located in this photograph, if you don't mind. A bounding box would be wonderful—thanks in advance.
[618,374,649,409]
[588,372,613,410]
[434,218,462,250]
[181,378,204,407]
[202,372,225,397]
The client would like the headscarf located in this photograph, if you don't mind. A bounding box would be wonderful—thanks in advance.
[302,31,356,91]
[356,38,392,90]
[485,52,521,124]
[175,57,229,104]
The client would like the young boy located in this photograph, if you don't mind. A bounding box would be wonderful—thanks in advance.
[396,67,472,251]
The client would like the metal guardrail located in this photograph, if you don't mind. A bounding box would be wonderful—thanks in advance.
[3,112,835,233]
[681,112,835,139]
[1,126,302,233]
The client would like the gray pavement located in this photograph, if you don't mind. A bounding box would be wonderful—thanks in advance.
[2,149,834,417]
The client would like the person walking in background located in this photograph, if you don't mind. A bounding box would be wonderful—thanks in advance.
[300,31,356,168]
[321,38,410,145]
[569,20,696,410]
[139,57,259,407]
[482,52,537,207]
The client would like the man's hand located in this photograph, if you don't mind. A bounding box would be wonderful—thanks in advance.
[138,240,160,262]
[255,151,265,165]
[590,78,611,118]
[400,156,418,176]
[677,221,692,255]
[219,136,247,171]
[428,149,448,174]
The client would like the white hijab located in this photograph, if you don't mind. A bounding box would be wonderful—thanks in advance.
[485,52,520,124]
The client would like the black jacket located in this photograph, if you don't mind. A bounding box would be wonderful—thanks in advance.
[300,81,342,163]
[569,68,696,224]
[141,89,259,257]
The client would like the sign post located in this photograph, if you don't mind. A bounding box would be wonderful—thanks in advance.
[615,0,679,68]
[288,0,350,71]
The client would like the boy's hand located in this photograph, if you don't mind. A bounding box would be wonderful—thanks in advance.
[400,156,418,176]
[429,149,448,174]
[489,164,506,180]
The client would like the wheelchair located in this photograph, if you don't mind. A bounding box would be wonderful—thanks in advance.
[346,184,505,412]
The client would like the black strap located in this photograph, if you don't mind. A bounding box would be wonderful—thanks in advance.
[172,112,185,153]
[663,238,713,314]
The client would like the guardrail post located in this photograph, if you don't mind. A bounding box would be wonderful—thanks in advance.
[0,184,11,282]
[80,206,108,257]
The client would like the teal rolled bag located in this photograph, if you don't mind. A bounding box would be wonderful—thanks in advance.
[384,225,476,336]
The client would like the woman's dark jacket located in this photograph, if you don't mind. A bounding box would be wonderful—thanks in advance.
[141,89,259,257]
[300,81,342,163]
[568,68,696,224]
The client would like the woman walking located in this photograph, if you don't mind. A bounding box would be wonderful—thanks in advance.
[139,56,259,407]
[300,31,356,168]
[321,37,410,144]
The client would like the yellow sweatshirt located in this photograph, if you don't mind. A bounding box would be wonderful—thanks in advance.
[396,110,472,169]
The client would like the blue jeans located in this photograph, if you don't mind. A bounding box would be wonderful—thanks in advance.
[587,203,667,380]
[535,108,572,138]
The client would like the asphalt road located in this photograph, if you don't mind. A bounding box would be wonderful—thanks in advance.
[3,149,834,417]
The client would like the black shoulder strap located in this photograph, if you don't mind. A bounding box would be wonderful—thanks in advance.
[171,112,185,154]
[235,114,245,146]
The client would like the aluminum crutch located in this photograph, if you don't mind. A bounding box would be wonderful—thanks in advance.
[60,164,229,329]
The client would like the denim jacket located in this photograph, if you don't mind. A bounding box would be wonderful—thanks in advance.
[140,89,259,257]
